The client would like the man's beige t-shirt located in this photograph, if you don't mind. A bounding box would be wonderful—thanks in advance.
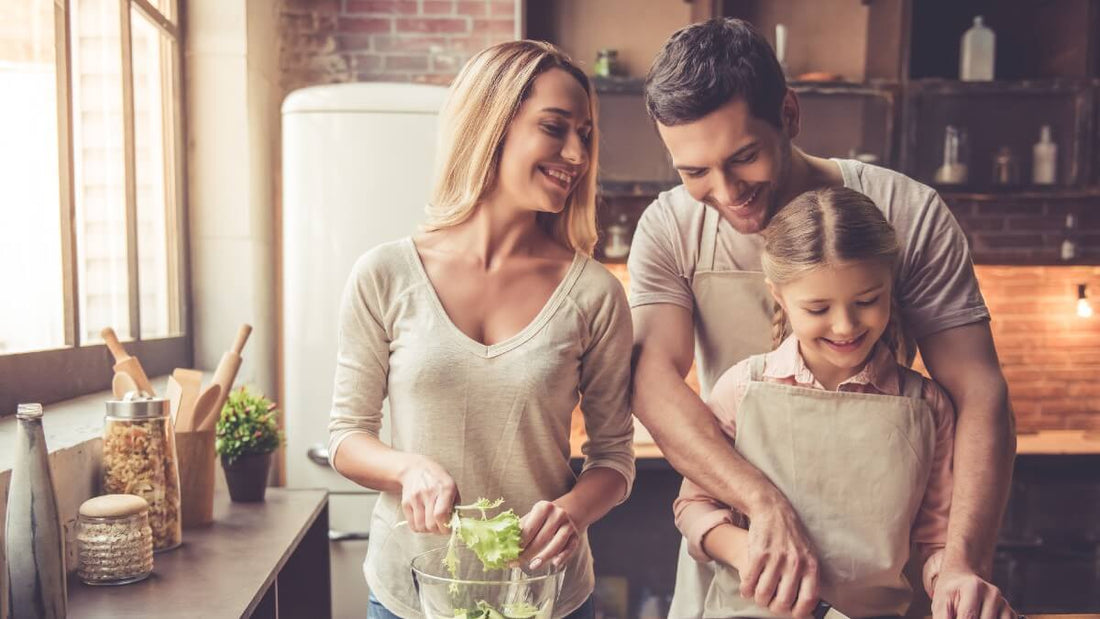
[328,238,637,618]
[627,158,990,339]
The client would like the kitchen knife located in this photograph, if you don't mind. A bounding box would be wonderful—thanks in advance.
[813,601,853,619]
[101,327,156,395]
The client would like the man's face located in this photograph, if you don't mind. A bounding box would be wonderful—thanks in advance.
[656,95,795,235]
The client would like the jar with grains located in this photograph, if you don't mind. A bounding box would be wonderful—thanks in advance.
[77,494,154,585]
[102,393,182,551]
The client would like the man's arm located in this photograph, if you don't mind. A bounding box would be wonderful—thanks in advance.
[632,303,820,616]
[918,321,1017,616]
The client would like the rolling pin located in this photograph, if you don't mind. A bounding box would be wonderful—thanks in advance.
[204,324,252,430]
[101,327,156,396]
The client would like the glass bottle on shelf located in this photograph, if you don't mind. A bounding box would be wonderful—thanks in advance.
[594,49,620,78]
[1032,125,1057,185]
[934,125,969,185]
[960,16,995,81]
[603,213,632,260]
[991,146,1019,186]
[1061,214,1078,261]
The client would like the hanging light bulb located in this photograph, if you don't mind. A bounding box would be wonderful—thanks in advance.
[1077,284,1093,318]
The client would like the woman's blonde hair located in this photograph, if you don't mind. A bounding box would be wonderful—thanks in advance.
[425,40,599,255]
[761,186,911,363]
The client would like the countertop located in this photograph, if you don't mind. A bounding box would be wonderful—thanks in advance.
[570,421,1100,460]
[68,488,328,618]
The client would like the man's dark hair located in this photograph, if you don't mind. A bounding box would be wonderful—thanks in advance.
[645,18,787,128]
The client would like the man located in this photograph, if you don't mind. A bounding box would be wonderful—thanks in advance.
[628,18,1017,618]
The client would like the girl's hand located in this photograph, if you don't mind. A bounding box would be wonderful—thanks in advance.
[518,500,581,570]
[398,455,458,534]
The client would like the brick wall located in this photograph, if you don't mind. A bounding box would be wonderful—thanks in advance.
[279,0,517,93]
[977,265,1100,433]
[947,194,1100,264]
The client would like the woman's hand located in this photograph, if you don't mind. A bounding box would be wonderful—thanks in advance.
[398,455,458,534]
[518,500,582,570]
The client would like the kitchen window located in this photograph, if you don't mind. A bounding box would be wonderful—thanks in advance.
[0,0,190,415]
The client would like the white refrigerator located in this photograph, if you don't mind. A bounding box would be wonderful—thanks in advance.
[281,82,448,618]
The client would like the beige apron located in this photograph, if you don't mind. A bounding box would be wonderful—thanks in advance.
[703,356,935,618]
[669,206,774,618]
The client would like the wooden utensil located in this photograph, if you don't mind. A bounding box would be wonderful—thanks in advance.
[101,327,156,395]
[171,369,203,431]
[192,384,223,433]
[166,375,184,426]
[111,372,139,399]
[209,324,252,426]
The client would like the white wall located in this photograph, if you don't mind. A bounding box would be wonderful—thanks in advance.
[185,0,281,400]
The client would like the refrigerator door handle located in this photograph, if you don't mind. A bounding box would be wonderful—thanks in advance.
[307,443,331,467]
[329,530,370,542]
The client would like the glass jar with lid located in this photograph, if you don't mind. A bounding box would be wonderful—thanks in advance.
[102,393,182,551]
[77,494,154,585]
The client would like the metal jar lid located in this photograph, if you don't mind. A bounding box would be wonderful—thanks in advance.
[105,392,169,419]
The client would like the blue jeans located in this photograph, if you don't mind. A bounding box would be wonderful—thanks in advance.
[368,593,595,619]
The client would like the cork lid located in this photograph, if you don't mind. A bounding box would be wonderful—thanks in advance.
[80,494,149,518]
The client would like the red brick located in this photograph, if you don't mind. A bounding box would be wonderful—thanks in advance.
[339,16,392,33]
[456,1,487,16]
[423,1,455,15]
[396,17,470,33]
[472,17,514,35]
[345,0,418,14]
[489,1,514,17]
[384,54,430,71]
[372,34,448,52]
[350,53,384,72]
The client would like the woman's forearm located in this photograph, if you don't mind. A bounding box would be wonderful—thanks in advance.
[330,432,423,493]
[553,467,628,530]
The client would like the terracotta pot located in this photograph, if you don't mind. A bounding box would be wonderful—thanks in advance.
[221,452,272,502]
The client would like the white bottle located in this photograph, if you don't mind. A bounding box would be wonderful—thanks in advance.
[775,24,789,76]
[1032,125,1058,185]
[960,16,995,81]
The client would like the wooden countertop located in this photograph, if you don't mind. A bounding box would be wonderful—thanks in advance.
[68,488,327,618]
[571,422,1100,460]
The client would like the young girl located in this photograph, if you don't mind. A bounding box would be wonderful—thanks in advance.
[674,186,956,617]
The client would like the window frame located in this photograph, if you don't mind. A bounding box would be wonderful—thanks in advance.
[0,0,191,415]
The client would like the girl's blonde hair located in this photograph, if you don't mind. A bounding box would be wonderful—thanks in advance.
[425,40,599,255]
[761,186,911,363]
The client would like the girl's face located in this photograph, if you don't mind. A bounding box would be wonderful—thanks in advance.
[769,260,894,385]
[491,68,592,215]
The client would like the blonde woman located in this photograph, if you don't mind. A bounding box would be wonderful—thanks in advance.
[328,41,636,619]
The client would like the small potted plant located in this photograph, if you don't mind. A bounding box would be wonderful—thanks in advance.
[215,386,284,502]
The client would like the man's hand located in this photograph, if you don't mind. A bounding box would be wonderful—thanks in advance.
[741,498,822,617]
[932,568,1017,619]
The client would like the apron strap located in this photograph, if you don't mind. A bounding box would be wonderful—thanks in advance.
[898,368,924,400]
[748,353,767,382]
[698,205,721,272]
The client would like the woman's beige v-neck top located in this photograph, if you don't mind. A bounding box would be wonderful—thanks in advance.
[328,237,636,618]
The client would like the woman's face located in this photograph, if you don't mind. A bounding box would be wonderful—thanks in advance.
[492,68,592,215]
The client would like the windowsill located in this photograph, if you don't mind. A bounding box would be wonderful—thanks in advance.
[0,375,172,475]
